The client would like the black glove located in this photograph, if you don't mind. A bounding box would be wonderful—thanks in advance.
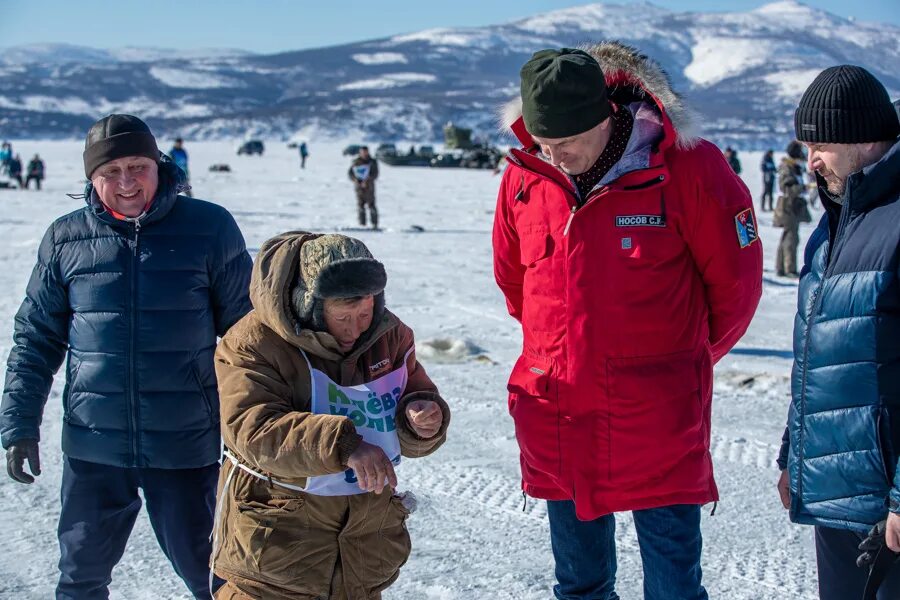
[6,438,41,484]
[858,520,890,568]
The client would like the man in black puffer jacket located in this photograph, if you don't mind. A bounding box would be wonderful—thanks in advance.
[0,114,252,599]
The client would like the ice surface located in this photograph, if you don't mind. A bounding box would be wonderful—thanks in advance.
[0,140,820,598]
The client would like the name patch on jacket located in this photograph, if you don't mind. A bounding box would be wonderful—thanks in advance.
[369,358,390,374]
[615,215,666,227]
[734,208,759,248]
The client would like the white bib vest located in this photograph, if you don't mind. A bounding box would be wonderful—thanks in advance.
[300,347,412,496]
[352,164,371,181]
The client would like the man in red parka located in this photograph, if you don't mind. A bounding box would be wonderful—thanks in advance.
[493,44,762,600]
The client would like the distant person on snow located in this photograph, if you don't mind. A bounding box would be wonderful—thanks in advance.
[7,153,23,188]
[494,45,762,600]
[772,140,810,277]
[25,154,45,190]
[168,137,192,197]
[209,232,450,599]
[299,140,309,168]
[725,146,742,174]
[760,148,776,211]
[0,141,11,175]
[0,114,252,599]
[776,65,900,600]
[348,145,379,229]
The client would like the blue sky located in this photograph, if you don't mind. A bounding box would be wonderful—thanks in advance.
[1,0,897,53]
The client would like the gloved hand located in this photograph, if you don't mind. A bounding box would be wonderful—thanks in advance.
[6,438,41,484]
[857,520,891,568]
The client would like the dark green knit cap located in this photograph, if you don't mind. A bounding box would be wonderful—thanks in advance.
[520,48,610,138]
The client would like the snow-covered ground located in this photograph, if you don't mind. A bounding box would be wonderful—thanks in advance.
[0,141,820,599]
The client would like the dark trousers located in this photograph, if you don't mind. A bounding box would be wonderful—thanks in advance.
[25,175,42,190]
[815,525,900,600]
[547,500,708,600]
[355,185,378,228]
[761,178,774,211]
[56,456,222,599]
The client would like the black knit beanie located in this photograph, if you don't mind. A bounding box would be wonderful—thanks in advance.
[794,65,899,144]
[83,114,160,179]
[520,48,610,138]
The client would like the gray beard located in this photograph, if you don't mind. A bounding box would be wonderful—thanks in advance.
[822,184,844,205]
[823,175,847,201]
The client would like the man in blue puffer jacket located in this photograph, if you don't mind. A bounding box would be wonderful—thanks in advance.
[0,114,252,599]
[775,67,900,599]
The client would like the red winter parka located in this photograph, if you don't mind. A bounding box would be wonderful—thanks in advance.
[493,42,763,520]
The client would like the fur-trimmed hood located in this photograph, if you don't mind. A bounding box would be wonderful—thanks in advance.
[249,231,391,358]
[502,41,698,150]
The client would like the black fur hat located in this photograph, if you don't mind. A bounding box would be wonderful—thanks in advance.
[290,234,387,330]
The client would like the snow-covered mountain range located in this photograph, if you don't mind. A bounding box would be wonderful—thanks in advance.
[1,1,897,148]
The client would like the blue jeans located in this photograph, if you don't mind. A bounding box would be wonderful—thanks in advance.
[547,501,708,600]
[56,456,222,599]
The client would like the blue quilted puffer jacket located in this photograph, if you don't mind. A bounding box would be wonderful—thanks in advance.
[0,157,252,468]
[782,139,900,532]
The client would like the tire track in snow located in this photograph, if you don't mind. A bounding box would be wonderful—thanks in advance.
[710,434,781,470]
[403,433,813,599]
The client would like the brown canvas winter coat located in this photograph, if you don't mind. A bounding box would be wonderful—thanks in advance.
[774,157,810,228]
[211,231,450,600]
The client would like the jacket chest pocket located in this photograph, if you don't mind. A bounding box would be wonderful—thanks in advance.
[603,190,682,263]
[611,221,685,265]
[603,220,689,308]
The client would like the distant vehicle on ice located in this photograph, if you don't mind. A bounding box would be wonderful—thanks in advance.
[377,144,435,167]
[237,140,264,155]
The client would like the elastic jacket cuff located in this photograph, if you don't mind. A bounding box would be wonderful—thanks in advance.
[337,429,363,466]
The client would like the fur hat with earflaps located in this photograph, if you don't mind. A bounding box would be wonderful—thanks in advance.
[290,234,387,330]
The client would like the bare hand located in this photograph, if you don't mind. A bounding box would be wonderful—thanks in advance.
[777,470,790,510]
[887,512,900,552]
[405,400,442,439]
[346,441,397,494]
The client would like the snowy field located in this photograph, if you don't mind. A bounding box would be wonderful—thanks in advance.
[0,140,821,599]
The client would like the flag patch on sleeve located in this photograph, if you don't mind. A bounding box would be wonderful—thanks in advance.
[734,208,758,248]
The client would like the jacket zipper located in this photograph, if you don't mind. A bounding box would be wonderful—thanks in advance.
[796,204,848,508]
[564,186,607,236]
[821,192,853,284]
[563,174,666,236]
[129,218,142,466]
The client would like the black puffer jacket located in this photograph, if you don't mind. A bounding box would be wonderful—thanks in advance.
[1,157,252,468]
